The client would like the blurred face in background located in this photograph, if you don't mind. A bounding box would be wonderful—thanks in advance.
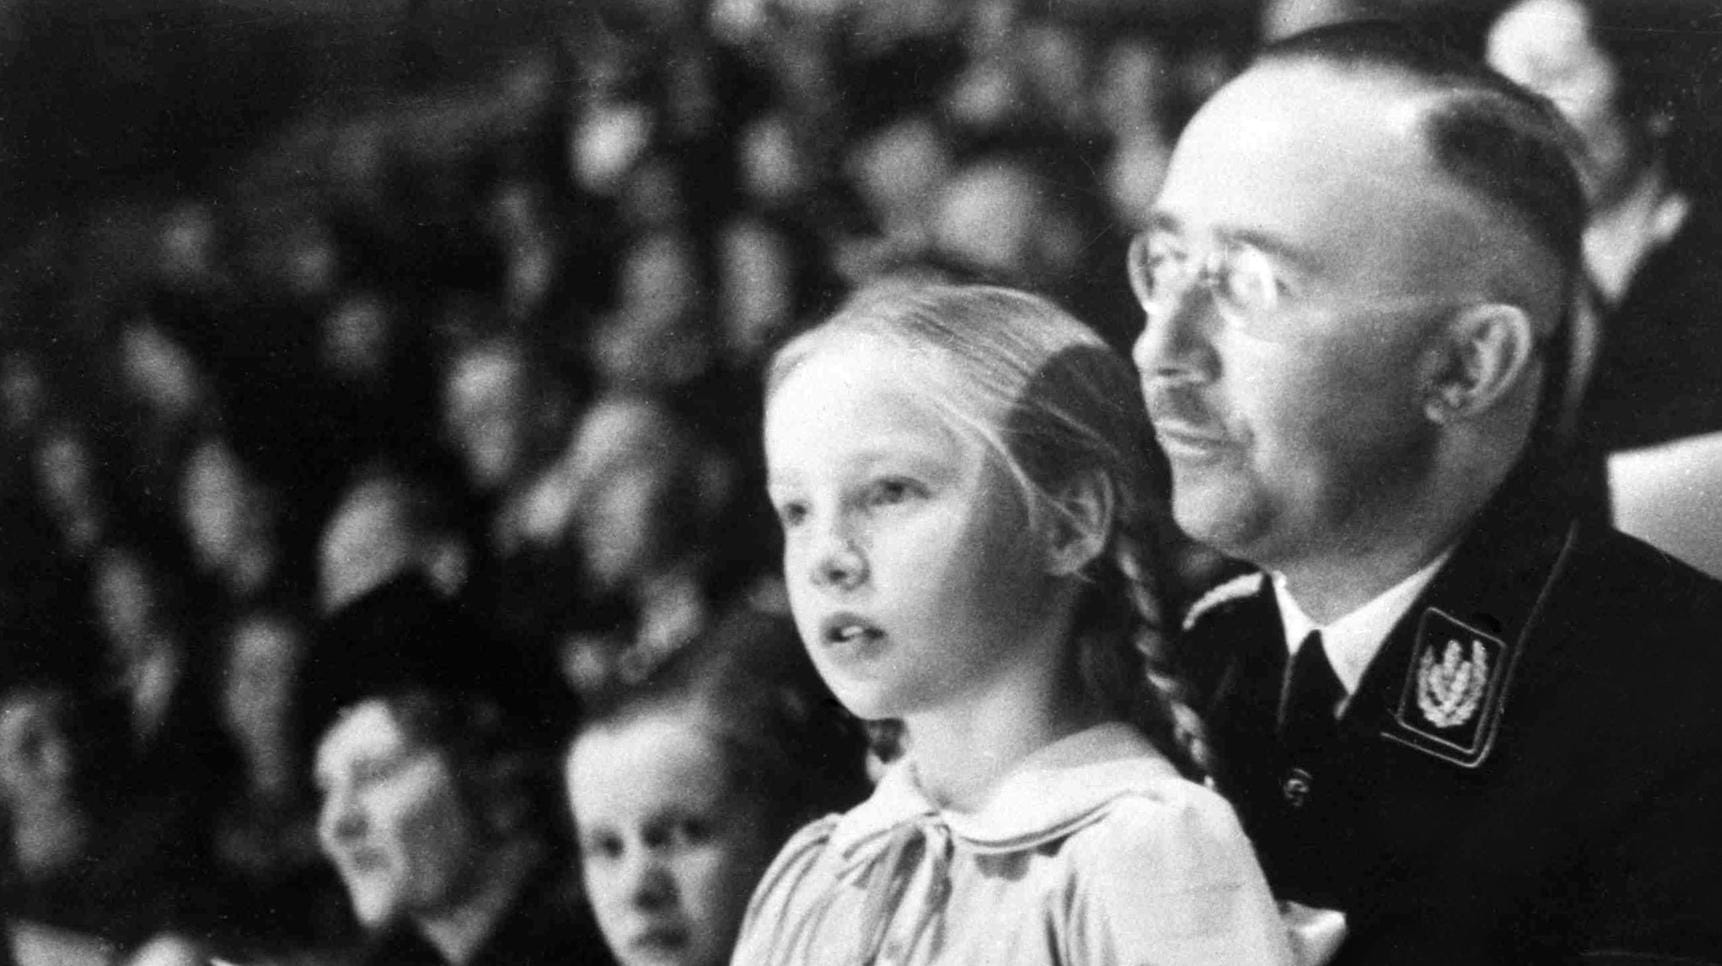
[443,346,528,492]
[569,710,777,966]
[34,427,97,522]
[222,615,305,777]
[322,293,396,383]
[851,116,951,243]
[92,547,164,664]
[0,688,77,815]
[315,699,486,930]
[319,480,415,613]
[717,219,795,365]
[157,201,220,289]
[1487,0,1638,204]
[181,439,273,577]
[593,233,713,390]
[564,399,692,593]
[1,351,45,436]
[118,319,203,428]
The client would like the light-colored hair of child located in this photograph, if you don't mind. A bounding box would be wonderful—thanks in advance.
[766,283,1211,777]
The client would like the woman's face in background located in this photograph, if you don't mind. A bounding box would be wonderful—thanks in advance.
[1487,0,1639,203]
[314,699,487,930]
[568,711,778,966]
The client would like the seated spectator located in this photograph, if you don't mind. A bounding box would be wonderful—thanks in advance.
[208,604,351,960]
[0,609,213,959]
[179,434,285,606]
[565,608,869,966]
[1489,0,1722,502]
[317,461,475,614]
[544,393,751,688]
[30,422,111,560]
[308,574,605,966]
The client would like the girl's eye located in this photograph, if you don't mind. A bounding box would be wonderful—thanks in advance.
[670,817,712,847]
[774,500,807,529]
[584,833,624,861]
[866,478,923,508]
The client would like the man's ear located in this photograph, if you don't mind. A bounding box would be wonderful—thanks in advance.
[1046,470,1114,577]
[1420,303,1538,424]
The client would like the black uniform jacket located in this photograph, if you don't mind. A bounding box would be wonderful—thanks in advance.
[1183,470,1722,966]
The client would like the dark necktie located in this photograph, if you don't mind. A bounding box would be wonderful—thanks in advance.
[1278,630,1343,754]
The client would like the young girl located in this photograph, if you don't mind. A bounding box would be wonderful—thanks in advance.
[739,284,1294,964]
[565,607,871,966]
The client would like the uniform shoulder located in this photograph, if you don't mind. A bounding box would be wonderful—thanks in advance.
[1181,571,1268,632]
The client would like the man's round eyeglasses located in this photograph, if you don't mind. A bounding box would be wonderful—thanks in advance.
[1126,230,1287,322]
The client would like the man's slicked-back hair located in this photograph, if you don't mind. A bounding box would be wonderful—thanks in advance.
[1255,20,1588,449]
[1258,20,1587,291]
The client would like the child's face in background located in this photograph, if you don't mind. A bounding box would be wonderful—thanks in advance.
[568,712,776,966]
[764,339,1063,722]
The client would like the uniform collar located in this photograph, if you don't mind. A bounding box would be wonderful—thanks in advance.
[829,722,1182,863]
[1343,465,1583,768]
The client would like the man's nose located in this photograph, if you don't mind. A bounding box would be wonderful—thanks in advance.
[1132,289,1220,385]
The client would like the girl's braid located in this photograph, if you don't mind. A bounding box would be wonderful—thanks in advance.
[1109,527,1215,781]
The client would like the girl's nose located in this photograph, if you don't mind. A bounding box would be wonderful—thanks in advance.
[810,524,867,591]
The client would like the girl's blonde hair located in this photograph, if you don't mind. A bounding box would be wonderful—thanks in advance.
[766,283,1210,777]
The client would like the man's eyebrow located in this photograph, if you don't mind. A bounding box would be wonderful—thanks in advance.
[1220,227,1323,276]
[1142,212,1320,276]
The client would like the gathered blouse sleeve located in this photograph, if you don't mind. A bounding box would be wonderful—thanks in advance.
[730,814,842,966]
[1057,790,1296,966]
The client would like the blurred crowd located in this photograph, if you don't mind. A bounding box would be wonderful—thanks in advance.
[1,0,1719,963]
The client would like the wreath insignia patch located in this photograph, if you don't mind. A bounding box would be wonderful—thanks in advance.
[1386,608,1512,768]
[1416,638,1489,728]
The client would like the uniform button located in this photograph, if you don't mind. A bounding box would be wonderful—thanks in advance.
[1282,768,1313,808]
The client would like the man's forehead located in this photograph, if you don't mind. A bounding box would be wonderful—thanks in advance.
[1153,61,1502,286]
[1167,62,1437,203]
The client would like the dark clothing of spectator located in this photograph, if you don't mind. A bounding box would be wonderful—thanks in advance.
[354,867,610,966]
[1581,207,1722,454]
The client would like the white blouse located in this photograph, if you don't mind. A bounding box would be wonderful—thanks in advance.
[731,722,1296,966]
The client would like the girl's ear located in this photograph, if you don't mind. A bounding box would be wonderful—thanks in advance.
[1045,470,1114,577]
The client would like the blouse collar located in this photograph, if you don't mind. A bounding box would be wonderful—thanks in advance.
[829,722,1182,864]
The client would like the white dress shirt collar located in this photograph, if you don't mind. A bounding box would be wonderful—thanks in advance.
[1272,548,1454,698]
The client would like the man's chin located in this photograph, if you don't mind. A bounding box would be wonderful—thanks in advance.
[1170,487,1268,561]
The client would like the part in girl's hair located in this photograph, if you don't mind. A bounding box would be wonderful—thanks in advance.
[574,608,871,839]
[766,283,1210,777]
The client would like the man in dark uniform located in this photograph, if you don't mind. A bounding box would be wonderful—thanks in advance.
[1131,22,1722,966]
